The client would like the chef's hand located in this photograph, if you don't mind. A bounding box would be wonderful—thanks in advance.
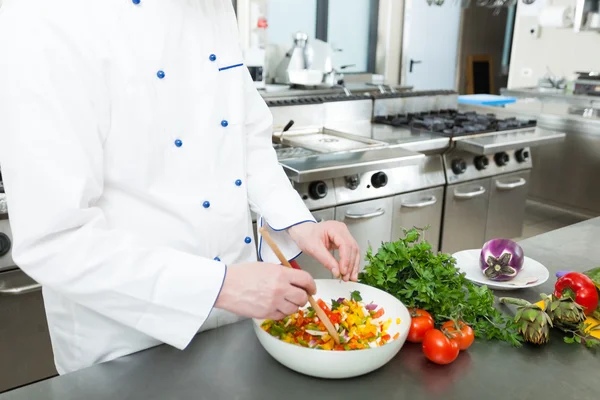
[288,221,360,281]
[214,262,316,320]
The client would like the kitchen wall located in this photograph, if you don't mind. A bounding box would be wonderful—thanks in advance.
[457,5,509,94]
[507,0,600,88]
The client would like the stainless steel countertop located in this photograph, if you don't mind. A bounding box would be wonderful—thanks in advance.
[3,218,600,400]
[459,101,600,135]
[259,83,377,99]
[501,87,600,107]
[324,121,451,154]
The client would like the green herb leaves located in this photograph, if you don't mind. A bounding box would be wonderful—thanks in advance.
[350,290,362,302]
[358,228,523,346]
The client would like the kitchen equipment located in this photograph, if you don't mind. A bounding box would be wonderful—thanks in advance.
[371,95,565,253]
[273,32,323,86]
[0,216,57,392]
[573,71,600,96]
[453,249,549,291]
[252,279,411,379]
[259,227,340,345]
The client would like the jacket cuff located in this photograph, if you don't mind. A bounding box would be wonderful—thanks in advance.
[257,217,316,263]
[135,252,227,350]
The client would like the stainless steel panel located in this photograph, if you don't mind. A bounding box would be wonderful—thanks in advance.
[293,208,335,279]
[485,170,531,241]
[335,197,394,271]
[454,128,565,155]
[270,104,324,131]
[444,148,532,185]
[0,270,57,392]
[391,186,445,252]
[291,179,337,211]
[323,99,373,125]
[441,178,491,254]
[281,147,425,183]
[528,128,600,215]
[333,155,446,206]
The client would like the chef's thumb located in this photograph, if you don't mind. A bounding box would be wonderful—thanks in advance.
[312,247,340,278]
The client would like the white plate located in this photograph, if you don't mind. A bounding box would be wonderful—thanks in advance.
[452,249,550,291]
[253,280,411,379]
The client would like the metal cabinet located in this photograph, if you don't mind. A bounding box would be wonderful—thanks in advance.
[485,171,531,241]
[392,186,444,253]
[441,178,491,254]
[335,197,394,272]
[294,208,336,279]
[0,270,57,393]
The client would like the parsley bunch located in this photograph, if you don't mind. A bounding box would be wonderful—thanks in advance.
[358,228,523,346]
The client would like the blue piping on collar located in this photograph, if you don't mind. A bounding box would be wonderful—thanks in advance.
[218,63,244,71]
[257,217,315,262]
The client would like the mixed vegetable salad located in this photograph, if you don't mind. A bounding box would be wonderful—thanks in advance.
[260,290,401,351]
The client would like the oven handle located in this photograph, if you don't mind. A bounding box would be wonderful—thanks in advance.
[495,178,527,190]
[401,196,437,208]
[454,186,486,199]
[0,282,42,296]
[345,208,386,220]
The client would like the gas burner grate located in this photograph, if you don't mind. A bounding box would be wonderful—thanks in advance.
[373,110,537,137]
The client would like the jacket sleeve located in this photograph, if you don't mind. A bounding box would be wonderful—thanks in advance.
[242,71,316,263]
[0,5,225,351]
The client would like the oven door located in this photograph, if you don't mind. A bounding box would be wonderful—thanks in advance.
[392,186,444,253]
[485,170,531,241]
[335,197,393,272]
[441,178,491,254]
[293,208,336,279]
[0,269,57,393]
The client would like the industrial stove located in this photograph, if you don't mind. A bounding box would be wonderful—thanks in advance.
[371,101,565,254]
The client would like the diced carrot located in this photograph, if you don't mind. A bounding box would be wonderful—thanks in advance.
[393,332,400,340]
[372,308,385,319]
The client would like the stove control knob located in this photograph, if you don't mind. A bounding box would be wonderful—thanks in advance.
[451,159,467,175]
[308,181,328,200]
[370,172,388,189]
[494,152,510,167]
[474,156,489,170]
[515,149,530,163]
[345,175,360,190]
[0,233,11,257]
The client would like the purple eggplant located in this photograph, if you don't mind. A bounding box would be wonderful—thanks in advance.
[480,239,525,281]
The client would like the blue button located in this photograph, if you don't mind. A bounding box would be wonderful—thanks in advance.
[174,139,183,147]
[221,120,229,128]
[235,179,242,186]
[203,201,210,209]
[132,0,141,4]
[157,70,165,79]
[209,54,217,62]
[244,236,252,244]
[214,257,221,262]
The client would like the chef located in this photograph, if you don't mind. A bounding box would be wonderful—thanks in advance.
[0,0,361,375]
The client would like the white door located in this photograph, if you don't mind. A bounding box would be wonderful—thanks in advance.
[401,0,461,90]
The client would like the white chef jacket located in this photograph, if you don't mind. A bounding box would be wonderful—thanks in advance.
[0,0,315,374]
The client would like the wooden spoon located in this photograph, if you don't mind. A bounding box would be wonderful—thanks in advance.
[259,227,341,345]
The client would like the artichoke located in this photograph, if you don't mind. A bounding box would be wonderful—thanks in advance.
[547,295,586,330]
[500,295,553,345]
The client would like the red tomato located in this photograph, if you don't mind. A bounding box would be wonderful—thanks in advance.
[442,320,475,351]
[422,329,460,365]
[407,308,435,343]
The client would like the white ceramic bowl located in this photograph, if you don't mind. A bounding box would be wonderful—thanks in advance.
[253,279,411,379]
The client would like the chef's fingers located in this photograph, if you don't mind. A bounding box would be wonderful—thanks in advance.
[351,245,360,281]
[331,232,353,279]
[277,299,300,316]
[344,247,356,282]
[284,286,309,308]
[310,244,340,278]
[286,268,317,295]
[269,311,287,321]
